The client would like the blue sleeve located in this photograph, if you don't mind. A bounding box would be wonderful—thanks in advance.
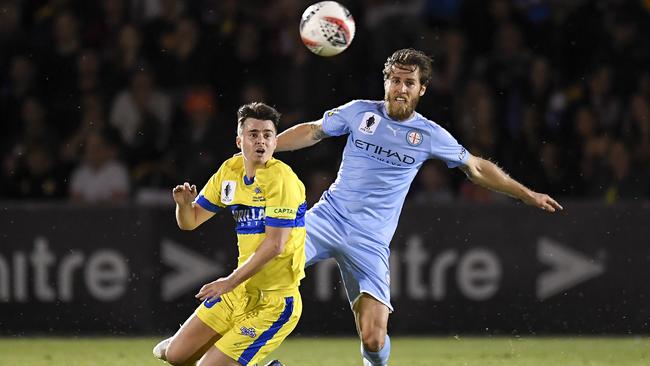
[196,195,222,212]
[428,124,469,168]
[321,100,359,136]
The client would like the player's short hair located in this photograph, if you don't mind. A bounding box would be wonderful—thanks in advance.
[237,102,281,136]
[382,48,433,87]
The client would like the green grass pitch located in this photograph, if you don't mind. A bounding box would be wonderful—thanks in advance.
[0,337,648,365]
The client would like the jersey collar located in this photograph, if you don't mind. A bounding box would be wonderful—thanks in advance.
[243,175,254,185]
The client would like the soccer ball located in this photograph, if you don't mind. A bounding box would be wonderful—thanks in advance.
[299,1,355,57]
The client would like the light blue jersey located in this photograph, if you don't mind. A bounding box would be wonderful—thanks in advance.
[305,99,469,311]
[315,99,468,245]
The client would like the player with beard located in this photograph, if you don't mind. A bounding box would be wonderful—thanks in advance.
[275,48,562,366]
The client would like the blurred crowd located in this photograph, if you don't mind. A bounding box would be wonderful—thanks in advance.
[1,0,649,206]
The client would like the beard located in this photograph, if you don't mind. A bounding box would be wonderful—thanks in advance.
[385,93,419,121]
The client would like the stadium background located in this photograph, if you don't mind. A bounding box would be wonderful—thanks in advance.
[1,0,650,362]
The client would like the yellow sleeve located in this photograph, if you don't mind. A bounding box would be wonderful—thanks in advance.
[195,164,227,212]
[258,165,306,228]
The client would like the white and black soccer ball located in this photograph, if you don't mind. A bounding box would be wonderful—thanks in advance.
[299,1,355,57]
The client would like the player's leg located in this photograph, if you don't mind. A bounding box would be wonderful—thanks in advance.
[160,291,238,365]
[196,345,241,366]
[336,239,393,366]
[163,313,222,365]
[354,294,391,366]
[197,346,284,366]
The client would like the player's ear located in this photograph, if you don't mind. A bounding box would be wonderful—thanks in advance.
[236,136,242,149]
[419,85,426,96]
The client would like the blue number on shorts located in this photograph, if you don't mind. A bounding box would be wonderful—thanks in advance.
[203,297,222,308]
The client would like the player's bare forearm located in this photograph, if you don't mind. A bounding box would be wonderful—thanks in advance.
[195,226,291,300]
[461,155,563,212]
[462,156,528,198]
[175,203,199,230]
[276,120,328,151]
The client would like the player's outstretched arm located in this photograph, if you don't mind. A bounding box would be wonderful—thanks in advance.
[173,182,215,230]
[276,119,329,152]
[195,226,291,300]
[460,155,563,212]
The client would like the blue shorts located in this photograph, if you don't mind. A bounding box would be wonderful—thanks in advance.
[305,204,393,312]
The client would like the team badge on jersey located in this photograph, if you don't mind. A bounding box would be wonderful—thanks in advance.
[406,129,423,146]
[358,112,381,135]
[221,180,236,204]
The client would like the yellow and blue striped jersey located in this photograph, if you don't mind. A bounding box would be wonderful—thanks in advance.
[195,155,307,291]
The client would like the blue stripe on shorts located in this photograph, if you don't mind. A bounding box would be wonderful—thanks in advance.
[237,297,294,365]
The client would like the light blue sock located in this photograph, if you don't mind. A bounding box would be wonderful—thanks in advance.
[361,334,391,366]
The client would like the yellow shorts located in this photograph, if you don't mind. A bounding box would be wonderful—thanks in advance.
[195,285,302,366]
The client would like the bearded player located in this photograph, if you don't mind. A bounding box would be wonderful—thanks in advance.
[275,48,562,366]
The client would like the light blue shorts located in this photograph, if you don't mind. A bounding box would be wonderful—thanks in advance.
[305,205,393,312]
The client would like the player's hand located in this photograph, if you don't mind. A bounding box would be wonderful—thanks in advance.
[172,182,197,205]
[523,191,563,213]
[195,277,236,301]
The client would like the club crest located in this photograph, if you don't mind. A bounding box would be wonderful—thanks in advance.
[406,129,423,146]
[240,326,257,338]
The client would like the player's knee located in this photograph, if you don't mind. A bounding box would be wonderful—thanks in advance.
[164,354,187,366]
[163,341,189,366]
[360,328,385,352]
